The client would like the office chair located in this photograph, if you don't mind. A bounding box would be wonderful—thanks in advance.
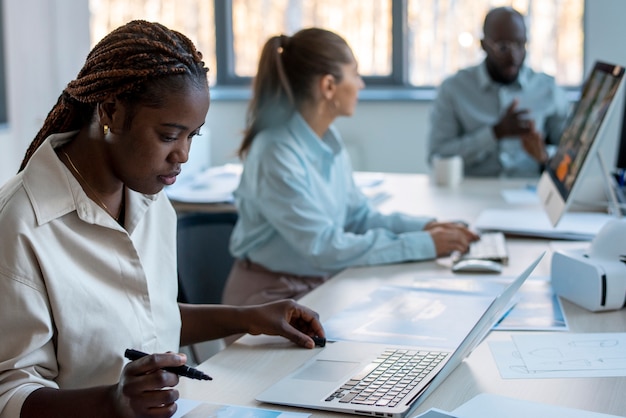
[176,211,238,364]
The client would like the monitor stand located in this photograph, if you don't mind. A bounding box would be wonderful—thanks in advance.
[567,150,626,217]
[596,151,626,217]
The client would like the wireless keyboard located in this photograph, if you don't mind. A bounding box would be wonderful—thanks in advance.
[453,231,509,265]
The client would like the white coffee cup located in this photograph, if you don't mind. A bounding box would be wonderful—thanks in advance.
[432,155,464,187]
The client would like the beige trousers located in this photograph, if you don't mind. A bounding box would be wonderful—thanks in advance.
[222,259,329,306]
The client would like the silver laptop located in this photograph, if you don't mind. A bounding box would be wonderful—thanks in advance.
[257,253,545,417]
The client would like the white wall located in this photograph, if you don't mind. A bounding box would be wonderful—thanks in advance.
[206,100,433,173]
[0,0,90,182]
[1,0,625,186]
[583,0,626,168]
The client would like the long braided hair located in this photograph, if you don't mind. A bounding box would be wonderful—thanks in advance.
[19,20,209,172]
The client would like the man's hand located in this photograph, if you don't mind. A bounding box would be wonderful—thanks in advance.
[520,120,549,163]
[493,99,534,139]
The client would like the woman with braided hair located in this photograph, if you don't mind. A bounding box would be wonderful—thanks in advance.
[222,28,478,307]
[0,20,323,418]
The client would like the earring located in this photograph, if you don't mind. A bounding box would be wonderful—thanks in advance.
[103,125,109,136]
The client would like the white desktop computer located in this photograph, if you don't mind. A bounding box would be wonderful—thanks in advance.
[537,61,625,226]
[536,61,626,312]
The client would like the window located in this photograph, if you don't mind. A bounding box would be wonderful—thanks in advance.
[219,0,393,85]
[0,2,7,124]
[90,0,583,90]
[406,0,583,86]
[89,0,217,85]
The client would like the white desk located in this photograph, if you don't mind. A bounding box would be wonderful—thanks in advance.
[177,174,626,417]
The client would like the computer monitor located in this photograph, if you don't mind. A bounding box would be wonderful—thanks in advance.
[537,61,625,226]
[616,85,626,171]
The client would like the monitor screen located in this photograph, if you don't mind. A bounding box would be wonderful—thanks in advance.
[537,61,625,226]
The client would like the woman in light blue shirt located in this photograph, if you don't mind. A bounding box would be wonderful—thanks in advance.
[223,28,477,306]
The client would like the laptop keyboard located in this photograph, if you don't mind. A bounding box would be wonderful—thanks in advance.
[324,349,448,408]
[454,231,509,264]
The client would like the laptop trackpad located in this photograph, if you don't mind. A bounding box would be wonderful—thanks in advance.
[294,360,359,382]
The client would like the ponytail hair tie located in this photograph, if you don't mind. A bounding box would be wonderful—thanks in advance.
[278,34,291,54]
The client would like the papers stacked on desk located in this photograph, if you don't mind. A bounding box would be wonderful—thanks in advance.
[474,208,615,240]
[165,163,389,206]
[166,163,242,204]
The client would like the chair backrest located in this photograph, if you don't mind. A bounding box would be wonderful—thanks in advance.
[176,211,238,305]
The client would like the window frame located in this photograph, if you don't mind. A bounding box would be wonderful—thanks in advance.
[214,0,410,88]
[212,0,580,101]
[0,2,8,123]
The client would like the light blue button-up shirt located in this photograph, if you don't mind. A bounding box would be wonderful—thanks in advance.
[428,61,571,177]
[230,113,436,277]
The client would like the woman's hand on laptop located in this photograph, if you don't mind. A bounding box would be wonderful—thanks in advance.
[245,299,326,349]
[425,221,479,257]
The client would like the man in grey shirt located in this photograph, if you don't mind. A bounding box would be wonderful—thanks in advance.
[428,7,571,177]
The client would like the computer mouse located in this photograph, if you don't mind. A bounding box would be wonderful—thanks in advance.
[452,259,502,274]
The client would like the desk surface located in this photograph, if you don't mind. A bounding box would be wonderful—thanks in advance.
[176,174,626,417]
[171,172,538,218]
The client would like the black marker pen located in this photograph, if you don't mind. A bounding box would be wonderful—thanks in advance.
[312,336,326,347]
[124,348,212,381]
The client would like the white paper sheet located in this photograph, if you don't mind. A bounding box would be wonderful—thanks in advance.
[172,398,311,417]
[512,332,626,372]
[489,333,626,379]
[452,393,623,418]
[494,278,568,331]
[488,340,626,379]
[500,187,540,205]
[413,409,458,418]
[166,164,242,203]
